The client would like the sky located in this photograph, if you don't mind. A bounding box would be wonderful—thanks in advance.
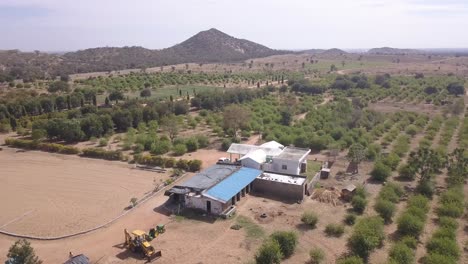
[0,0,467,51]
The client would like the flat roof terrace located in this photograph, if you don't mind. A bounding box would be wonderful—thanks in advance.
[257,172,306,186]
[274,147,310,161]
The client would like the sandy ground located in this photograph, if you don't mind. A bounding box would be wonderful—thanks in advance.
[0,147,169,237]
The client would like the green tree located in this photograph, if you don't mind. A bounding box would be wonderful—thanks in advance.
[140,89,152,98]
[346,143,366,174]
[255,239,282,264]
[347,216,385,259]
[270,231,298,258]
[222,105,251,138]
[6,239,42,264]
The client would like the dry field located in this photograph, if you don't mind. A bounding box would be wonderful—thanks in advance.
[0,147,169,237]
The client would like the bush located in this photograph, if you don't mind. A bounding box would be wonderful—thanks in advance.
[405,124,419,137]
[221,138,232,151]
[270,231,298,258]
[164,158,176,168]
[416,180,434,199]
[432,227,456,240]
[422,253,457,264]
[438,217,458,230]
[347,216,385,259]
[426,237,460,260]
[382,152,401,170]
[336,256,364,264]
[151,140,171,155]
[172,143,187,156]
[344,214,357,225]
[371,161,392,182]
[255,239,282,264]
[400,236,418,249]
[351,196,367,214]
[378,182,403,203]
[98,138,109,147]
[397,164,416,181]
[187,159,202,172]
[374,199,396,223]
[325,223,345,237]
[185,138,199,152]
[309,248,325,264]
[82,148,123,160]
[301,211,318,228]
[195,135,209,148]
[397,212,424,237]
[389,242,414,263]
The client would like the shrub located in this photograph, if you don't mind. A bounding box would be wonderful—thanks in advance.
[336,256,364,264]
[195,135,209,148]
[309,248,325,264]
[351,196,367,214]
[378,182,403,203]
[301,211,318,229]
[438,217,458,230]
[347,216,385,259]
[164,158,176,168]
[344,213,357,226]
[173,143,187,156]
[397,213,424,237]
[397,163,416,181]
[374,199,396,224]
[98,138,109,147]
[270,231,298,258]
[389,242,414,264]
[370,161,391,182]
[151,140,171,155]
[437,189,464,218]
[426,237,460,260]
[185,138,199,152]
[382,152,401,170]
[432,227,456,240]
[405,124,419,137]
[400,236,418,249]
[416,180,434,199]
[221,138,232,151]
[325,223,345,237]
[176,159,189,170]
[255,239,282,264]
[82,148,123,160]
[422,253,457,264]
[187,159,202,172]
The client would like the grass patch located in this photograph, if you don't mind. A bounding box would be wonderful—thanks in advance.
[236,215,265,239]
[303,160,322,180]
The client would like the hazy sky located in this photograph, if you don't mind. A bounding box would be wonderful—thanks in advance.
[0,0,467,51]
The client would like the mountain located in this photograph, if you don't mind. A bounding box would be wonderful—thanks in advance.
[0,28,289,79]
[301,49,326,54]
[321,48,347,55]
[367,47,423,55]
[164,28,285,63]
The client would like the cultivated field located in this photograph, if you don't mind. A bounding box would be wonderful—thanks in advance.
[0,147,168,237]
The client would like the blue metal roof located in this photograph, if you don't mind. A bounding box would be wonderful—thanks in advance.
[204,167,262,203]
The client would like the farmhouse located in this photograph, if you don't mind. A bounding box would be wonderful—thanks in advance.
[228,141,311,175]
[165,142,314,215]
[165,165,262,215]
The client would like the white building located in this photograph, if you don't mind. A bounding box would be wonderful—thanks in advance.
[227,141,311,175]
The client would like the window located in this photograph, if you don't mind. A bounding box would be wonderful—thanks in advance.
[282,165,287,170]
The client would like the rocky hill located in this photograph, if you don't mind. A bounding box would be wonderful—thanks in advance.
[0,28,288,80]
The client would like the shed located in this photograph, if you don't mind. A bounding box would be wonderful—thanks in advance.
[341,184,356,201]
[320,168,330,179]
[239,149,267,170]
[260,141,284,149]
[64,254,90,264]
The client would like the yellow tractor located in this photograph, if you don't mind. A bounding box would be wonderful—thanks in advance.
[124,229,161,261]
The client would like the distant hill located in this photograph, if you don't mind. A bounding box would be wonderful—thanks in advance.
[321,48,347,55]
[367,47,423,55]
[0,28,289,79]
[301,48,347,55]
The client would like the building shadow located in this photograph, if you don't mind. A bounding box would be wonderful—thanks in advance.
[153,199,217,224]
[249,192,300,205]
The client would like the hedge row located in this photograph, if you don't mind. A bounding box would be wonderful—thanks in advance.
[133,154,202,172]
[81,148,123,161]
[396,195,430,238]
[423,187,464,264]
[374,182,404,223]
[5,138,80,155]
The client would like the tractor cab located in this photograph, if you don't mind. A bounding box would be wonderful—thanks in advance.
[124,229,161,261]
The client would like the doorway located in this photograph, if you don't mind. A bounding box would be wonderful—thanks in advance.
[206,200,211,213]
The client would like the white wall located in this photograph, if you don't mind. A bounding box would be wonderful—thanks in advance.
[185,194,226,215]
[270,158,301,175]
[240,158,262,170]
